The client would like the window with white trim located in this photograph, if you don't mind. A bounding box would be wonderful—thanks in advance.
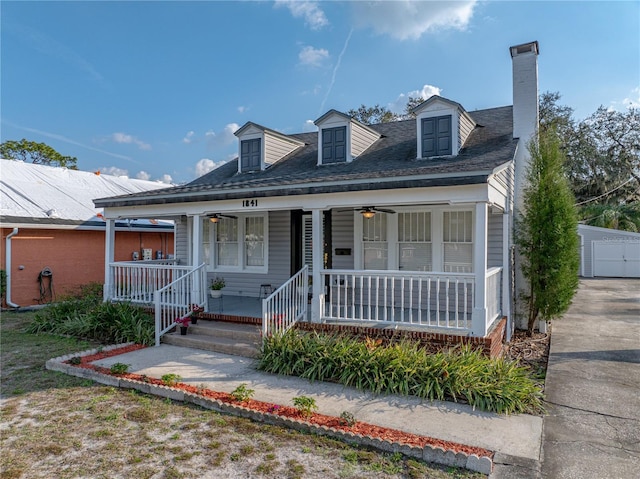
[244,216,265,267]
[398,212,432,271]
[216,216,239,267]
[443,211,473,273]
[204,213,268,271]
[362,213,387,270]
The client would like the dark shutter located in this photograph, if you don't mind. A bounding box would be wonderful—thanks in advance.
[241,138,261,171]
[322,126,346,163]
[421,115,452,157]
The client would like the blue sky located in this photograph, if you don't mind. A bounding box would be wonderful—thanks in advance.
[2,1,638,184]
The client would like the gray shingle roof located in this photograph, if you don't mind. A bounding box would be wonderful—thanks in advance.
[95,106,516,208]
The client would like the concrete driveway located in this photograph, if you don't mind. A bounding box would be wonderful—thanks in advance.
[541,278,640,478]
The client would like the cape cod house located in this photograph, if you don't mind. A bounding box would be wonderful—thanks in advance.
[94,41,540,347]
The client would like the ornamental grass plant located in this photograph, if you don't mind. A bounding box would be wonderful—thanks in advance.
[258,330,544,415]
[26,284,155,345]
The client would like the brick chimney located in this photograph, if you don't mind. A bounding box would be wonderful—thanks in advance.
[510,41,539,210]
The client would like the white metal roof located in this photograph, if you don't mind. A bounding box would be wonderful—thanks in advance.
[0,159,172,227]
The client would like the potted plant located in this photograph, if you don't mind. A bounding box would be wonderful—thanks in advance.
[209,277,225,298]
[175,315,191,335]
[190,303,204,324]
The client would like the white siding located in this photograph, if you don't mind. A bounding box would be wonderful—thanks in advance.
[458,112,476,150]
[490,163,515,209]
[207,211,291,297]
[332,210,355,269]
[264,133,303,166]
[487,212,503,268]
[351,121,380,158]
[175,216,189,264]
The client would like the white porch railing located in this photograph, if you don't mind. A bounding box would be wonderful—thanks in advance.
[108,260,193,304]
[154,263,207,346]
[485,267,503,330]
[320,268,502,333]
[262,266,309,338]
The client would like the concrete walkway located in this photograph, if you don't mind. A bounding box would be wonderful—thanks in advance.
[541,279,640,479]
[90,342,543,472]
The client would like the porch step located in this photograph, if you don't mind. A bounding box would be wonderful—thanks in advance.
[161,320,262,359]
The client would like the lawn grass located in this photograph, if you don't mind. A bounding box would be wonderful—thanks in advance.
[0,310,486,479]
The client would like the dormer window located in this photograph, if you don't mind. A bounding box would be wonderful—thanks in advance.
[412,95,476,160]
[314,109,381,166]
[241,138,261,172]
[421,116,452,157]
[234,122,304,174]
[322,126,346,163]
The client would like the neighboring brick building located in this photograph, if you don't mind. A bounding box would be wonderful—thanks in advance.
[1,159,174,307]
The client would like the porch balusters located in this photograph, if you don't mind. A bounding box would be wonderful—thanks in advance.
[262,266,309,338]
[321,270,478,331]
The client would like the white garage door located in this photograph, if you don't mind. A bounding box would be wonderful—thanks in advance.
[593,242,640,278]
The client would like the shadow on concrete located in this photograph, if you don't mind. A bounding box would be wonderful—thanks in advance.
[551,349,640,364]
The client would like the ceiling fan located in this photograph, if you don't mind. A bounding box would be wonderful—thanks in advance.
[338,206,396,219]
[208,213,238,223]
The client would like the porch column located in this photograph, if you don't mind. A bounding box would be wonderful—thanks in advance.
[191,215,202,265]
[472,203,488,336]
[191,215,202,303]
[502,213,513,341]
[103,218,115,301]
[310,209,324,323]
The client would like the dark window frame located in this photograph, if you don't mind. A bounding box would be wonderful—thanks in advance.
[421,115,452,157]
[321,126,347,164]
[240,138,262,172]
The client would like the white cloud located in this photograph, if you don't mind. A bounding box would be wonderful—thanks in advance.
[160,174,173,184]
[275,1,328,30]
[195,158,229,177]
[302,119,316,132]
[352,0,477,40]
[389,84,442,113]
[100,166,129,177]
[182,131,195,144]
[237,106,247,113]
[299,46,329,67]
[111,132,151,150]
[136,170,151,181]
[206,123,239,149]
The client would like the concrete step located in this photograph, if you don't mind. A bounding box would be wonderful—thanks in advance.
[161,320,262,358]
[188,320,261,343]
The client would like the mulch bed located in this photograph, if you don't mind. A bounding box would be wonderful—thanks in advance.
[66,345,493,459]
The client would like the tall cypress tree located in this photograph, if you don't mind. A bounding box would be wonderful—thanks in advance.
[516,129,580,335]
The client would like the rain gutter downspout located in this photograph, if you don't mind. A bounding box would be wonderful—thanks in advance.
[5,228,20,308]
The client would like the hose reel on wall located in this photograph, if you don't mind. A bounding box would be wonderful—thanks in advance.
[38,267,54,304]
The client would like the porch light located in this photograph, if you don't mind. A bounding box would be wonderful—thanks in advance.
[209,215,219,223]
[361,210,376,219]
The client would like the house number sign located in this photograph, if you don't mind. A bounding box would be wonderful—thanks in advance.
[242,199,259,208]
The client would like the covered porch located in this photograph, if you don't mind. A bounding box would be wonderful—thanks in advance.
[102,186,511,344]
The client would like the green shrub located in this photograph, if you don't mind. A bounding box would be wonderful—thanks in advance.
[27,292,154,346]
[110,362,130,374]
[230,383,255,402]
[292,396,317,417]
[259,331,544,415]
[161,374,181,386]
